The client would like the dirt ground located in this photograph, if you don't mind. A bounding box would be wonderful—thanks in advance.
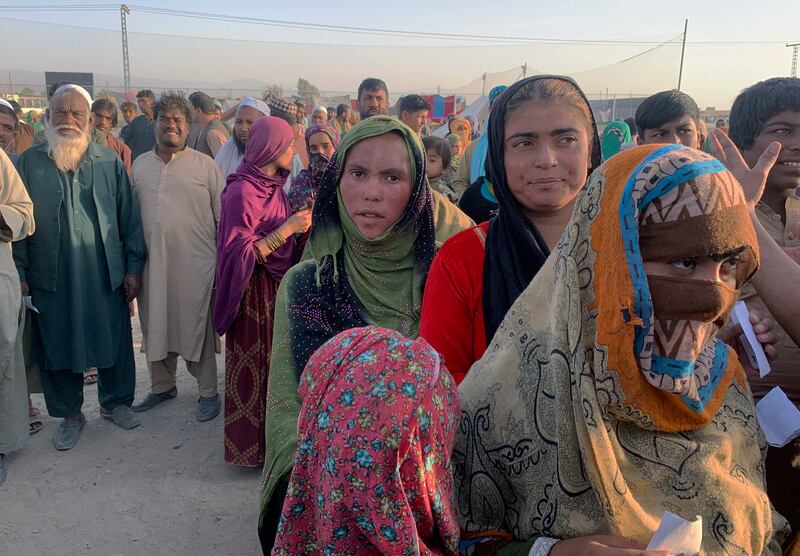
[0,321,263,556]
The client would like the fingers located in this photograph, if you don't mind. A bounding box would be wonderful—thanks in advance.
[752,141,781,180]
[764,344,779,360]
[708,129,726,164]
[718,324,743,343]
[713,128,746,169]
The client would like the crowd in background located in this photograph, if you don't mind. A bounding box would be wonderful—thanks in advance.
[0,72,799,556]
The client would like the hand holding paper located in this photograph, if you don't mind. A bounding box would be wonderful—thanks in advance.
[646,512,702,556]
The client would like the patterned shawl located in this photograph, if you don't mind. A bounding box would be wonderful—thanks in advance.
[287,124,341,212]
[259,117,473,542]
[272,326,460,555]
[482,75,602,344]
[455,144,787,554]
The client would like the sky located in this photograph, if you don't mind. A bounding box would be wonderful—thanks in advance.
[1,0,799,108]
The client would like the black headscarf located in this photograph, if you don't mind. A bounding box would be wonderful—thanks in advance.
[482,75,602,343]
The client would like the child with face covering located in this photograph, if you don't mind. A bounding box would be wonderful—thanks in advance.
[455,144,788,555]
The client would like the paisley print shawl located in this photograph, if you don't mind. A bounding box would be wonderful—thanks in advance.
[454,144,788,555]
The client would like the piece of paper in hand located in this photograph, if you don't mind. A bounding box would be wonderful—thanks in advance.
[730,301,771,378]
[23,296,39,314]
[756,387,800,448]
[646,511,702,555]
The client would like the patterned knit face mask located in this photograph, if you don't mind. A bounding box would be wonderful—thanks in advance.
[629,147,758,410]
[646,276,738,363]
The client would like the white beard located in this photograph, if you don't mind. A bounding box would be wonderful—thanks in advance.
[45,125,90,172]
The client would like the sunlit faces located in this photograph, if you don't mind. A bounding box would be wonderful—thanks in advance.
[503,101,591,218]
[425,152,444,180]
[312,110,328,125]
[50,93,92,136]
[308,132,335,159]
[339,133,413,240]
[0,111,16,151]
[742,110,800,192]
[234,105,265,145]
[640,114,700,149]
[401,110,428,134]
[92,108,115,134]
[358,89,389,119]
[155,107,189,149]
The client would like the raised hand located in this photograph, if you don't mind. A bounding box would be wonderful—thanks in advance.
[708,128,781,208]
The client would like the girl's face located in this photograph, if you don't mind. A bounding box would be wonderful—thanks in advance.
[339,133,413,239]
[451,140,465,158]
[425,152,444,180]
[308,131,336,160]
[503,101,591,219]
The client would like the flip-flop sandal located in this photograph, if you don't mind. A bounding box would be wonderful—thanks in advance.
[29,408,44,435]
[84,368,98,385]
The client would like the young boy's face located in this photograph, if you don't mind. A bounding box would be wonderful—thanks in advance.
[743,110,800,193]
[639,114,700,150]
[426,152,444,180]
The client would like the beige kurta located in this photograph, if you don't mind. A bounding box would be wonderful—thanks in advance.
[131,148,224,363]
[0,150,34,452]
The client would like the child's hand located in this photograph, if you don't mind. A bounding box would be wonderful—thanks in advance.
[708,128,780,208]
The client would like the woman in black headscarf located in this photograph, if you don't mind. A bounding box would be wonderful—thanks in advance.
[419,76,601,383]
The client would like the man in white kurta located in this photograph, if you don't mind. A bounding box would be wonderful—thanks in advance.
[130,92,225,422]
[0,149,34,485]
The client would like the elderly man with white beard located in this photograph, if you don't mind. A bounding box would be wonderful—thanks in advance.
[213,96,270,178]
[12,85,147,451]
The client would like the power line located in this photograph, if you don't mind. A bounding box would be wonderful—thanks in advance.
[0,5,788,46]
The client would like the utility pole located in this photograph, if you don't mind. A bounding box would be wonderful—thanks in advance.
[788,42,800,78]
[121,4,131,92]
[677,19,688,90]
[481,73,487,96]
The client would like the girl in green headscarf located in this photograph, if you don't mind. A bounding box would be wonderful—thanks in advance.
[600,120,632,160]
[257,116,473,552]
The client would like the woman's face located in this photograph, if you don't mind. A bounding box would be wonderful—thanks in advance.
[503,101,591,218]
[274,142,295,171]
[339,133,413,240]
[308,131,336,160]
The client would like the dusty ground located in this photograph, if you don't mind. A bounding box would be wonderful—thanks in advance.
[0,321,263,556]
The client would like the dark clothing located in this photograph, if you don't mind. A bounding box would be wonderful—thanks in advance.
[123,114,156,161]
[13,143,146,297]
[12,142,144,418]
[480,76,602,345]
[39,322,135,417]
[458,177,498,225]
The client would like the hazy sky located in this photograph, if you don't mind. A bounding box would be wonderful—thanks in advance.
[2,0,799,108]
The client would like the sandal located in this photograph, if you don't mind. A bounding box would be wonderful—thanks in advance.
[84,368,98,385]
[29,405,44,435]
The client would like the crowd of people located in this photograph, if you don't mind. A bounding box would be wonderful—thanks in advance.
[0,72,798,555]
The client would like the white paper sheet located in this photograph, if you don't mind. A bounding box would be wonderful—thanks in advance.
[23,296,39,314]
[646,511,702,555]
[730,301,771,378]
[756,387,800,448]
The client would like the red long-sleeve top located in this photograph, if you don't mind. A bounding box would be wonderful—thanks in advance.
[420,221,490,384]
